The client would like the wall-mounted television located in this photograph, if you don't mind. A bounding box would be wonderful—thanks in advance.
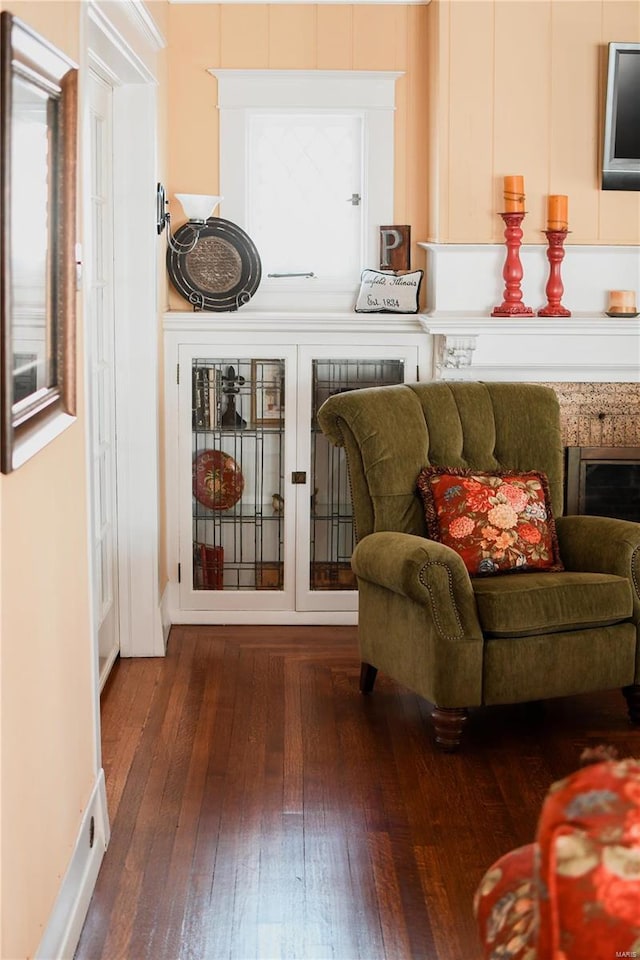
[602,42,640,191]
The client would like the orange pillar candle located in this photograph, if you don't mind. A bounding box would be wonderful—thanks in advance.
[608,290,637,314]
[547,194,568,230]
[503,175,525,212]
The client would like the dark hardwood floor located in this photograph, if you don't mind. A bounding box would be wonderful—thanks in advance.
[75,625,640,960]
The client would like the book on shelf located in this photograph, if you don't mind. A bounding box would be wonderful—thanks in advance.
[192,366,219,429]
[207,367,218,429]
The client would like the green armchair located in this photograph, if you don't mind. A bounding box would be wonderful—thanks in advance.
[317,381,640,751]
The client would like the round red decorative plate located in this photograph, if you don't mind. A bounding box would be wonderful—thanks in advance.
[193,449,244,510]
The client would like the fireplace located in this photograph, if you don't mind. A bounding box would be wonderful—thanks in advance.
[565,446,640,522]
[416,241,640,521]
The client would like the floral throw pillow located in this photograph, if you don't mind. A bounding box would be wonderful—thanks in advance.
[416,467,563,576]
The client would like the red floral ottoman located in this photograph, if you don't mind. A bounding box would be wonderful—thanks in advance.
[474,758,640,959]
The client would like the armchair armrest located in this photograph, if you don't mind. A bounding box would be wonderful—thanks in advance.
[556,516,640,649]
[556,514,640,571]
[352,531,483,642]
[556,515,640,616]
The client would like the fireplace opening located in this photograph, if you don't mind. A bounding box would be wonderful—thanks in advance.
[565,447,640,522]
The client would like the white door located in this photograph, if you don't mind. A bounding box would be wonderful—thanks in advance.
[88,71,119,687]
[295,344,421,612]
[177,343,299,614]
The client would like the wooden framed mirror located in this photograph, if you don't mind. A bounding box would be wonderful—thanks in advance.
[0,12,78,473]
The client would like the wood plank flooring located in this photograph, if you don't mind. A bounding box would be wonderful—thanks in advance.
[75,625,640,960]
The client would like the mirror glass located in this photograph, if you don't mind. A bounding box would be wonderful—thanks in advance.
[1,12,77,473]
[11,72,55,407]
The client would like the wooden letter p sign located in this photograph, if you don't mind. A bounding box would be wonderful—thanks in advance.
[379,225,411,270]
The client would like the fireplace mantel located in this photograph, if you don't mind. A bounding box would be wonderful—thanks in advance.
[417,241,639,382]
[419,312,640,382]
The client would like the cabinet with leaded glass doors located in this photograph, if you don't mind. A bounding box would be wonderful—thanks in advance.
[166,327,427,623]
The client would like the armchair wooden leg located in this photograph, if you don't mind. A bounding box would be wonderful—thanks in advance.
[432,706,468,752]
[623,684,640,724]
[359,662,378,694]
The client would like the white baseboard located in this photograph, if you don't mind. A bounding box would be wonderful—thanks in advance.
[35,770,110,960]
[160,579,173,646]
[163,579,359,625]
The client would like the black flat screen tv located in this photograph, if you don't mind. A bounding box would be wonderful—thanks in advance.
[602,42,640,190]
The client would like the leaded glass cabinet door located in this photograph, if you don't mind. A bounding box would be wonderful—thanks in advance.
[295,344,420,612]
[178,345,297,611]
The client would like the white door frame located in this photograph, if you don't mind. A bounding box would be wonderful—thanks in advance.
[81,1,165,667]
[86,69,120,688]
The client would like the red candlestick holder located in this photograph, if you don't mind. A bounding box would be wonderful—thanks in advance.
[538,228,571,317]
[491,211,534,317]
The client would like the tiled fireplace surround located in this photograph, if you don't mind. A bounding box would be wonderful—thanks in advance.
[418,243,640,448]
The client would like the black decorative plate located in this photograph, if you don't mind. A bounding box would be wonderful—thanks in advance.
[167,217,262,312]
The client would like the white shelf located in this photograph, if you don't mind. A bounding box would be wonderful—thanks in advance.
[421,312,640,337]
[418,312,640,382]
[164,309,425,336]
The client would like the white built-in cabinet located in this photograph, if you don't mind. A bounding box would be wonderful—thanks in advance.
[163,312,430,624]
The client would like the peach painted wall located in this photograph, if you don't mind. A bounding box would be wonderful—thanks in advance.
[0,3,96,957]
[427,0,640,245]
[167,0,638,312]
[166,3,430,309]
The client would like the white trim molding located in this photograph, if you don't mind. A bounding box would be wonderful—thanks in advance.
[163,576,358,626]
[164,309,426,335]
[211,69,404,109]
[160,580,173,648]
[421,313,640,383]
[112,83,164,657]
[417,241,640,382]
[12,413,77,471]
[87,3,155,85]
[88,0,166,79]
[119,0,167,52]
[83,6,164,659]
[34,772,110,960]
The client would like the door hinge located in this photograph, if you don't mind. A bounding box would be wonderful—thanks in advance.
[178,562,181,583]
[416,364,420,382]
[176,363,180,385]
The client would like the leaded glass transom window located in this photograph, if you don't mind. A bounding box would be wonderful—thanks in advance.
[248,113,363,281]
